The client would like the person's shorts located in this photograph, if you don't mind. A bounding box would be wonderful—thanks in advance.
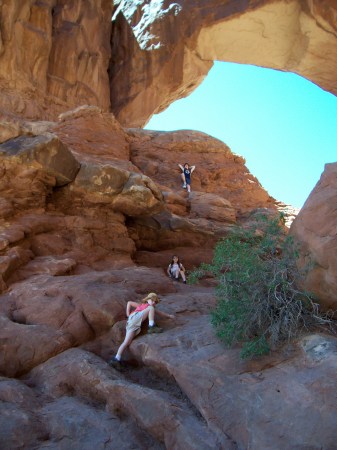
[126,310,145,336]
[185,178,191,185]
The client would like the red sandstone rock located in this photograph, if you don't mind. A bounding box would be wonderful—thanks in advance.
[128,291,337,450]
[54,106,131,163]
[0,133,80,186]
[26,348,225,450]
[111,0,337,127]
[0,376,163,450]
[290,162,337,310]
[0,0,112,120]
[0,267,178,377]
[128,128,275,215]
[0,108,333,449]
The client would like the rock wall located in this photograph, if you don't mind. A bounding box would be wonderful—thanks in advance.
[110,0,337,127]
[290,162,337,310]
[0,0,112,120]
[0,106,277,292]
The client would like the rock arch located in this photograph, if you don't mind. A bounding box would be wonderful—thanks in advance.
[110,0,337,127]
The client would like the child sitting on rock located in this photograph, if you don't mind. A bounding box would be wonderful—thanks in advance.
[109,292,174,368]
[178,162,195,193]
[167,255,186,283]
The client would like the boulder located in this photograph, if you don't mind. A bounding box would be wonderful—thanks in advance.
[0,133,80,186]
[128,129,275,215]
[290,162,337,310]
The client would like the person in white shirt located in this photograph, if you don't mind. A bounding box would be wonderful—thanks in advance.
[167,255,186,283]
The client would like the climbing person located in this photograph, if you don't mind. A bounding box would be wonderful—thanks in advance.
[108,292,174,369]
[178,162,195,193]
[167,255,187,284]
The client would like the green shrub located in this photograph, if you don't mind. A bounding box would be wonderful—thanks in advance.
[190,213,332,358]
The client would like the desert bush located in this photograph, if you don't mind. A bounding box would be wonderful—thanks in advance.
[190,213,332,358]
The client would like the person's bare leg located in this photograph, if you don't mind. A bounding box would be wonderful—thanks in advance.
[116,330,136,359]
[181,173,186,187]
[180,270,186,282]
[143,305,163,333]
[173,269,179,279]
[140,305,155,324]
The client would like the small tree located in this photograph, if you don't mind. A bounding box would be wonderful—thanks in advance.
[190,213,332,358]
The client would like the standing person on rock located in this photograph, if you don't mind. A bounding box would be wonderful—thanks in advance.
[109,292,174,369]
[178,162,195,193]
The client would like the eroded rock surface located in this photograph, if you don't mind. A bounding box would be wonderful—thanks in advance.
[0,0,112,119]
[0,108,335,449]
[2,277,337,450]
[1,1,337,127]
[111,0,337,126]
[290,162,337,310]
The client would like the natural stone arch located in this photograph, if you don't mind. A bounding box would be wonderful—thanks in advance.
[110,0,337,127]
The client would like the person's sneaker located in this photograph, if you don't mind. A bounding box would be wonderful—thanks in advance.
[183,280,187,284]
[108,357,122,370]
[182,183,187,188]
[147,325,163,334]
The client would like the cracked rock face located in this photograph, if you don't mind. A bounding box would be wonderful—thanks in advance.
[0,0,112,120]
[110,0,337,127]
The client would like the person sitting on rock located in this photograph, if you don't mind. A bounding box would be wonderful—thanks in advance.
[167,255,187,284]
[178,162,195,193]
[109,292,174,369]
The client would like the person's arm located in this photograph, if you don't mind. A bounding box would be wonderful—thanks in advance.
[126,301,139,317]
[167,264,171,276]
[178,164,184,171]
[190,165,196,173]
[180,263,185,272]
[155,309,174,319]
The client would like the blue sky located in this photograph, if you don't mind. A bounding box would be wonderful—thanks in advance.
[145,62,337,209]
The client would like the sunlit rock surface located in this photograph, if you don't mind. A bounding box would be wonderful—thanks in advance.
[1,0,337,437]
[111,0,337,127]
[290,162,337,310]
[1,0,336,127]
[0,106,336,449]
[0,0,112,119]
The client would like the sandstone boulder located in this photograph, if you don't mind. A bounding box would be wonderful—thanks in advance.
[189,192,236,223]
[128,128,275,216]
[290,162,337,310]
[69,162,164,216]
[54,105,131,163]
[0,133,80,186]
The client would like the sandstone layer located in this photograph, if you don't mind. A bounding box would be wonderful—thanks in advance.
[290,162,337,310]
[111,0,337,127]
